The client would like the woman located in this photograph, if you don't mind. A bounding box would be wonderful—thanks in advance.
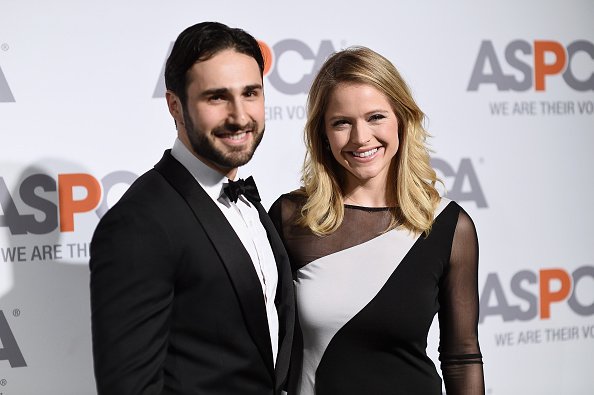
[269,46,485,394]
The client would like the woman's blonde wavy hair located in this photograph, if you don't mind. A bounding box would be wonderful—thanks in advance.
[299,46,441,236]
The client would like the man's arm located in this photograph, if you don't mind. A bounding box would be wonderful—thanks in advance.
[90,202,175,395]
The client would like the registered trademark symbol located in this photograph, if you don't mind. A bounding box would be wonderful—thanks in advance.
[12,308,20,317]
[0,379,6,386]
[0,43,8,51]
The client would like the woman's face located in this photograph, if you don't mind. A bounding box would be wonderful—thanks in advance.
[324,82,399,190]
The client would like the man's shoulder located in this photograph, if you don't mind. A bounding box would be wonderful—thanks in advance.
[101,166,182,220]
[119,168,171,203]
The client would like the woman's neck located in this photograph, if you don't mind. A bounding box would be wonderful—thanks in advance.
[342,178,393,207]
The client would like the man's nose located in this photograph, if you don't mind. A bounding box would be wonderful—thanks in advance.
[227,98,248,126]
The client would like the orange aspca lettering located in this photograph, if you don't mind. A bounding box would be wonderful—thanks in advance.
[534,41,567,91]
[480,266,594,323]
[539,269,572,319]
[58,174,102,232]
[153,39,337,97]
[1,171,137,235]
[467,39,594,92]
[258,41,273,76]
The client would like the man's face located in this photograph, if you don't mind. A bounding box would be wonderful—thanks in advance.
[171,49,265,178]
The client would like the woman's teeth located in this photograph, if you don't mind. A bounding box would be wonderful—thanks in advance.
[352,148,378,158]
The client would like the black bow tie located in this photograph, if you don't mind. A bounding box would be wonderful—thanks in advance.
[223,176,261,203]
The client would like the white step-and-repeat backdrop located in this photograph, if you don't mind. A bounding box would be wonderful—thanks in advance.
[1,1,593,394]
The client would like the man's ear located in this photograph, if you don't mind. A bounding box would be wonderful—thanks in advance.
[166,90,185,127]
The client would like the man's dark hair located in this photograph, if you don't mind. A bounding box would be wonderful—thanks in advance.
[165,21,265,107]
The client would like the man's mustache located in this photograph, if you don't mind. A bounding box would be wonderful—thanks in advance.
[214,121,259,134]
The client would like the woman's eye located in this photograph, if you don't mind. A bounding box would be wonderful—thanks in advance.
[369,114,386,121]
[332,120,349,127]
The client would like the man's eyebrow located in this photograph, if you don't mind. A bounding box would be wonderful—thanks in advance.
[200,84,263,97]
[244,84,263,92]
[201,88,229,97]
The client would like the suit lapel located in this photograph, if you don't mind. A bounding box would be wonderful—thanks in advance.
[154,151,275,376]
[252,200,295,388]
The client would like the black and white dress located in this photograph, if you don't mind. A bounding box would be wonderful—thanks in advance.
[269,193,484,395]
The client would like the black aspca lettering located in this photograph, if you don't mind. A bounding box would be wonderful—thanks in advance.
[431,158,488,208]
[0,174,58,235]
[152,42,173,98]
[0,65,15,102]
[479,267,594,323]
[152,39,337,97]
[265,39,336,95]
[0,310,27,368]
[0,171,137,235]
[467,39,594,92]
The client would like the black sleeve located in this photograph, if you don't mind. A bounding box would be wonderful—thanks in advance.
[438,208,485,395]
[89,203,175,395]
[268,196,284,239]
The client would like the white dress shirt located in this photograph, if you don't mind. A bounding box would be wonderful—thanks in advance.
[171,138,279,365]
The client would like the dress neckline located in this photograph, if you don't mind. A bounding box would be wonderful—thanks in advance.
[344,204,393,212]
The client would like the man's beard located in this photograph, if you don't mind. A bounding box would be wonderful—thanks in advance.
[183,110,264,170]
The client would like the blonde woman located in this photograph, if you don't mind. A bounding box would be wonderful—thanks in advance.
[269,46,484,395]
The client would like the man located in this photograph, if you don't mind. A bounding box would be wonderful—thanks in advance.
[89,22,294,394]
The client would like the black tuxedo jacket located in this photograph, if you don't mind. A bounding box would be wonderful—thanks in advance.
[90,150,295,394]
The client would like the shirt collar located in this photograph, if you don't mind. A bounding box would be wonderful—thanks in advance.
[170,138,241,203]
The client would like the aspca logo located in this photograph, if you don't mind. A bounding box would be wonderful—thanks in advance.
[467,40,594,92]
[153,39,337,97]
[0,171,137,235]
[431,158,487,208]
[479,266,594,323]
[0,64,15,102]
[257,39,336,94]
[0,310,26,368]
